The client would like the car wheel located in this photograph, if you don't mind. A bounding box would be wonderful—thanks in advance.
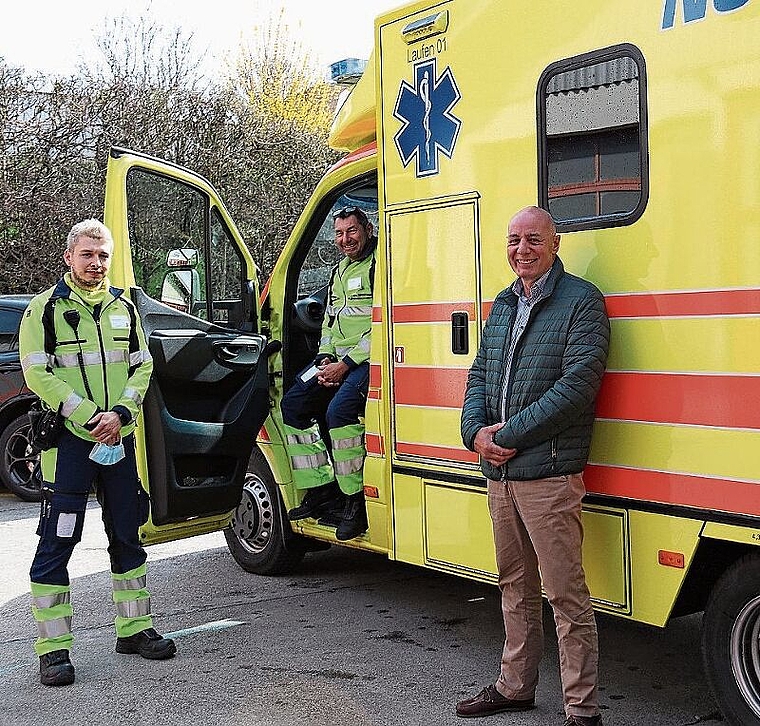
[223,448,307,575]
[0,412,42,502]
[703,552,760,725]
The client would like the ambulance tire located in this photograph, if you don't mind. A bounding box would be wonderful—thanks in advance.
[702,552,760,726]
[224,448,307,575]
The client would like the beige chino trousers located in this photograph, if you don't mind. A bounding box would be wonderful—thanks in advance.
[487,473,600,719]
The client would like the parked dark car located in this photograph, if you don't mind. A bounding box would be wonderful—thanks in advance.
[0,294,41,501]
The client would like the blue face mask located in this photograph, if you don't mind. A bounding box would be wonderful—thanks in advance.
[89,441,125,466]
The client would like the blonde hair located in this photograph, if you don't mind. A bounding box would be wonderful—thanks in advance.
[66,219,114,251]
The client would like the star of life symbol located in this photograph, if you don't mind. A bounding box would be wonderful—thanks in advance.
[393,58,462,178]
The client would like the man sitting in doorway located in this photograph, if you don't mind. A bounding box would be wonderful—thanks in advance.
[280,206,377,541]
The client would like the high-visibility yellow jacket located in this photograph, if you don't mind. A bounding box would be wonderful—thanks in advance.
[319,239,377,368]
[19,277,153,441]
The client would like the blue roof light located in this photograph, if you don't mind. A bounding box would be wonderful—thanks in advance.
[330,58,367,84]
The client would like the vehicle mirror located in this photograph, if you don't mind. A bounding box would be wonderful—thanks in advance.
[165,248,199,270]
[160,269,199,314]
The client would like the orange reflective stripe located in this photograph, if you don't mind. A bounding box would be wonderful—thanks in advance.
[396,441,478,463]
[394,367,468,408]
[597,372,760,429]
[605,288,760,318]
[366,433,384,456]
[585,464,760,516]
[392,302,476,323]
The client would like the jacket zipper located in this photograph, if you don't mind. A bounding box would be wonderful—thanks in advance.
[496,287,551,479]
[92,300,115,410]
[334,263,349,341]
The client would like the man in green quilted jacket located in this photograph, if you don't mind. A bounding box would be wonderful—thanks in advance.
[458,206,610,726]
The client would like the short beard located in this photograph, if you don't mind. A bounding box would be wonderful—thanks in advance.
[71,269,104,290]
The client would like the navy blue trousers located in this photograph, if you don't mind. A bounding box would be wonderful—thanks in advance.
[281,362,369,431]
[30,431,149,585]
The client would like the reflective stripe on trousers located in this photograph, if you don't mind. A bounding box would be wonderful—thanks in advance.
[330,422,365,496]
[112,563,153,638]
[283,422,334,490]
[30,581,73,656]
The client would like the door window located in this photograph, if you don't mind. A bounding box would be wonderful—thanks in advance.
[296,191,378,299]
[210,209,245,327]
[283,183,378,387]
[126,168,244,326]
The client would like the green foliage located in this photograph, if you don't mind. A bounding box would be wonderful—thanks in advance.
[0,10,341,294]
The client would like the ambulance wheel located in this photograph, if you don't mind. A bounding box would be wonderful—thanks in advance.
[702,552,760,725]
[224,448,306,575]
[0,412,42,502]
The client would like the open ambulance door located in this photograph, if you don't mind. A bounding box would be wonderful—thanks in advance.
[104,147,271,543]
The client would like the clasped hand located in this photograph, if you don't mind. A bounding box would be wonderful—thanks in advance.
[473,422,517,466]
[86,411,122,445]
[317,359,348,388]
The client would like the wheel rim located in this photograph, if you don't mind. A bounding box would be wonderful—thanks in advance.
[228,471,275,554]
[730,595,760,718]
[4,422,39,493]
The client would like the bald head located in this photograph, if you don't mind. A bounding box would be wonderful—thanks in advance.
[507,206,560,295]
[509,206,556,236]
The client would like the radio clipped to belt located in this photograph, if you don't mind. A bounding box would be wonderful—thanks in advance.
[28,400,65,452]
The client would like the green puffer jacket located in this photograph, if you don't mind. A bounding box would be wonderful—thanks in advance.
[19,277,153,441]
[461,257,610,481]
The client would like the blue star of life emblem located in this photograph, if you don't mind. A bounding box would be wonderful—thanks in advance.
[393,58,462,178]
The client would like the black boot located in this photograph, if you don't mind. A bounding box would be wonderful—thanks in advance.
[39,649,75,686]
[336,492,368,541]
[317,494,346,527]
[116,627,176,660]
[288,482,342,521]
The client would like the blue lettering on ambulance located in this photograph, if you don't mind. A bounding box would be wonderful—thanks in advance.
[662,0,750,29]
[713,0,750,9]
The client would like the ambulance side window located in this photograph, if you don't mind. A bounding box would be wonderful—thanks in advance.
[537,44,648,231]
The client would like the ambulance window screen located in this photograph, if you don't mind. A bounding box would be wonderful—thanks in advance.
[538,45,648,231]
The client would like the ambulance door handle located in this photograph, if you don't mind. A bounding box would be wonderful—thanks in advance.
[451,312,469,355]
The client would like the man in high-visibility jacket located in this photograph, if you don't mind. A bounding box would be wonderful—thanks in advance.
[281,206,376,541]
[19,219,175,687]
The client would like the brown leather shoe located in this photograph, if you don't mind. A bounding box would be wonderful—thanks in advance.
[456,684,535,718]
[564,716,602,726]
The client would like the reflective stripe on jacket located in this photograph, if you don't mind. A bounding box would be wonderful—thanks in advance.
[19,278,153,440]
[319,239,376,367]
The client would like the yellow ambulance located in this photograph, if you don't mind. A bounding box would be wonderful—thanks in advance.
[103,1,760,722]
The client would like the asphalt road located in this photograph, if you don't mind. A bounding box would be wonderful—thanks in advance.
[0,490,722,726]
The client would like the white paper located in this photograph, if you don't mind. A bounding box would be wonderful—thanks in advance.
[57,513,77,538]
[300,365,319,383]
